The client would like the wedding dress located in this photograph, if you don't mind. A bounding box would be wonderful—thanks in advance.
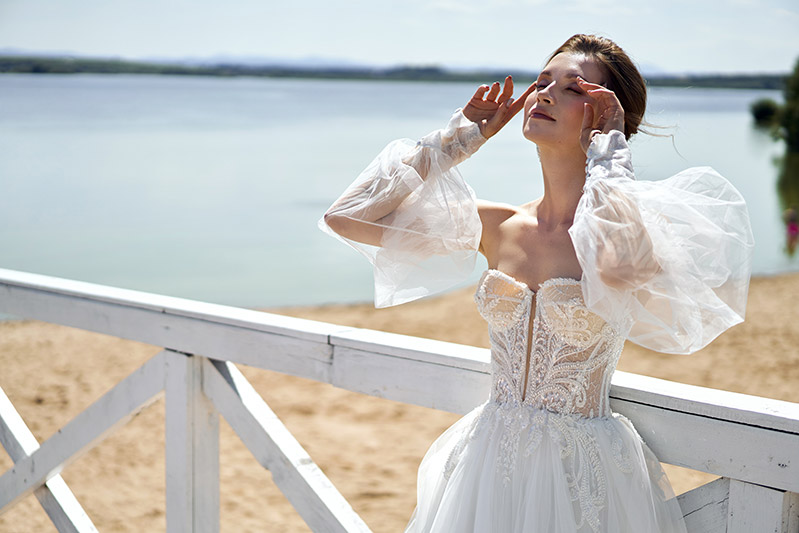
[320,110,753,532]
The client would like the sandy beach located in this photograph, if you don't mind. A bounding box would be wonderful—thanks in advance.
[1,272,797,532]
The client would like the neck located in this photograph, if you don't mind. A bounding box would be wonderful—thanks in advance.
[534,144,587,229]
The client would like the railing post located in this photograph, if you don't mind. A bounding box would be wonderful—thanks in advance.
[726,479,798,533]
[165,350,219,533]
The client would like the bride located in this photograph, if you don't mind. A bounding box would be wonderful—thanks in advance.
[320,34,753,533]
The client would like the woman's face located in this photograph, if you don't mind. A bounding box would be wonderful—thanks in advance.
[522,52,607,149]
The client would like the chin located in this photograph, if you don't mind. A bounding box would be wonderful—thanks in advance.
[523,124,548,145]
[523,123,579,152]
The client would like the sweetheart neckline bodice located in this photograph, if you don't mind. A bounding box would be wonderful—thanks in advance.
[474,268,624,417]
[479,268,582,296]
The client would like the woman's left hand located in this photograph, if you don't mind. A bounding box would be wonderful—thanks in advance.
[577,77,625,153]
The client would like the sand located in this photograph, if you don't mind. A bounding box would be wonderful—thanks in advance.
[1,272,797,532]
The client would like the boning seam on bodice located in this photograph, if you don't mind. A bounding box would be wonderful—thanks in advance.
[521,288,535,404]
[479,269,583,406]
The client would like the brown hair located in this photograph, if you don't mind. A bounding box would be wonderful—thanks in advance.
[548,34,647,139]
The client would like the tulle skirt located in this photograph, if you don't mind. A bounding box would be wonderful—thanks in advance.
[405,401,687,533]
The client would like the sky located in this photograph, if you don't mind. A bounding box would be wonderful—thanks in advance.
[1,0,798,74]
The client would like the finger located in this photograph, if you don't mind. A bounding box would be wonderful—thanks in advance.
[581,102,596,133]
[486,81,501,101]
[576,77,614,99]
[508,81,536,115]
[486,98,512,133]
[577,77,619,105]
[471,85,490,100]
[576,77,605,91]
[497,76,514,104]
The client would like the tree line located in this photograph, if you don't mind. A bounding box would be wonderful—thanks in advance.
[0,55,787,90]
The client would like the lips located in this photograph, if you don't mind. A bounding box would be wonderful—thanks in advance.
[530,109,555,121]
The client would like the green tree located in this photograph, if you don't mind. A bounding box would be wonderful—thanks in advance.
[751,98,780,127]
[782,57,799,152]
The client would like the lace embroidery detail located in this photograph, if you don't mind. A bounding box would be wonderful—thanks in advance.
[474,270,624,417]
[603,416,635,474]
[549,414,606,532]
[440,404,637,532]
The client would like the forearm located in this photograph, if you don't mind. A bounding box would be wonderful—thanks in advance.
[323,165,415,246]
[582,131,661,288]
[323,109,486,246]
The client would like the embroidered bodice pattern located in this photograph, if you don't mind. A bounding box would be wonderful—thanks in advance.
[475,269,624,417]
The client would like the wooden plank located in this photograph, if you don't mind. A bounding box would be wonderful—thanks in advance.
[676,477,729,533]
[330,346,489,414]
[0,386,40,460]
[32,477,98,533]
[331,328,490,372]
[727,479,790,533]
[202,359,371,533]
[165,352,219,533]
[611,399,799,494]
[0,351,166,512]
[0,386,98,532]
[612,371,799,434]
[0,280,340,382]
[0,267,343,342]
[783,492,799,532]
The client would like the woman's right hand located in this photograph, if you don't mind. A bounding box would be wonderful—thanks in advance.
[463,76,536,139]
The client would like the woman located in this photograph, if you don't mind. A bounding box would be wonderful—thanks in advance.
[321,34,753,533]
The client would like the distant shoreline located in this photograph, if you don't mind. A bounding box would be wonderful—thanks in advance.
[0,55,787,91]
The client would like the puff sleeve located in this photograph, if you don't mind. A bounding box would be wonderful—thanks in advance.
[569,130,755,354]
[319,110,485,308]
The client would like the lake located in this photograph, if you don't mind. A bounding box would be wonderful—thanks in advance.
[0,74,792,309]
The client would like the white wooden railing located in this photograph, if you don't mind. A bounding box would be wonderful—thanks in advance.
[0,267,797,532]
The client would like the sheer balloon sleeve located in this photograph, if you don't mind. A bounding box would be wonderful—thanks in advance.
[569,131,754,354]
[319,109,485,308]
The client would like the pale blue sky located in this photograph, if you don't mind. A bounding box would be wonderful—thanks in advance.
[1,0,798,74]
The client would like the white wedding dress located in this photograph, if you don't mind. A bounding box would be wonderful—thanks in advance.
[405,270,685,532]
[320,110,754,532]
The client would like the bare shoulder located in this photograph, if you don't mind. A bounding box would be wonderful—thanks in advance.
[477,199,518,224]
[476,199,523,256]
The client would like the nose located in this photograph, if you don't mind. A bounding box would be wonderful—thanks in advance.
[537,81,555,104]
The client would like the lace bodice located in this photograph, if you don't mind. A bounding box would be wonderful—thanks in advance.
[475,269,625,418]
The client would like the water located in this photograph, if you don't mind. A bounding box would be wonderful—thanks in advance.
[0,74,791,310]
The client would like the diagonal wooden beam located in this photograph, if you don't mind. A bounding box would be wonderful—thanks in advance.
[203,358,371,533]
[676,477,729,533]
[0,386,98,532]
[0,351,166,513]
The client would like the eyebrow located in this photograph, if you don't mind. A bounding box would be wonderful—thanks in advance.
[538,70,581,79]
[537,70,606,87]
